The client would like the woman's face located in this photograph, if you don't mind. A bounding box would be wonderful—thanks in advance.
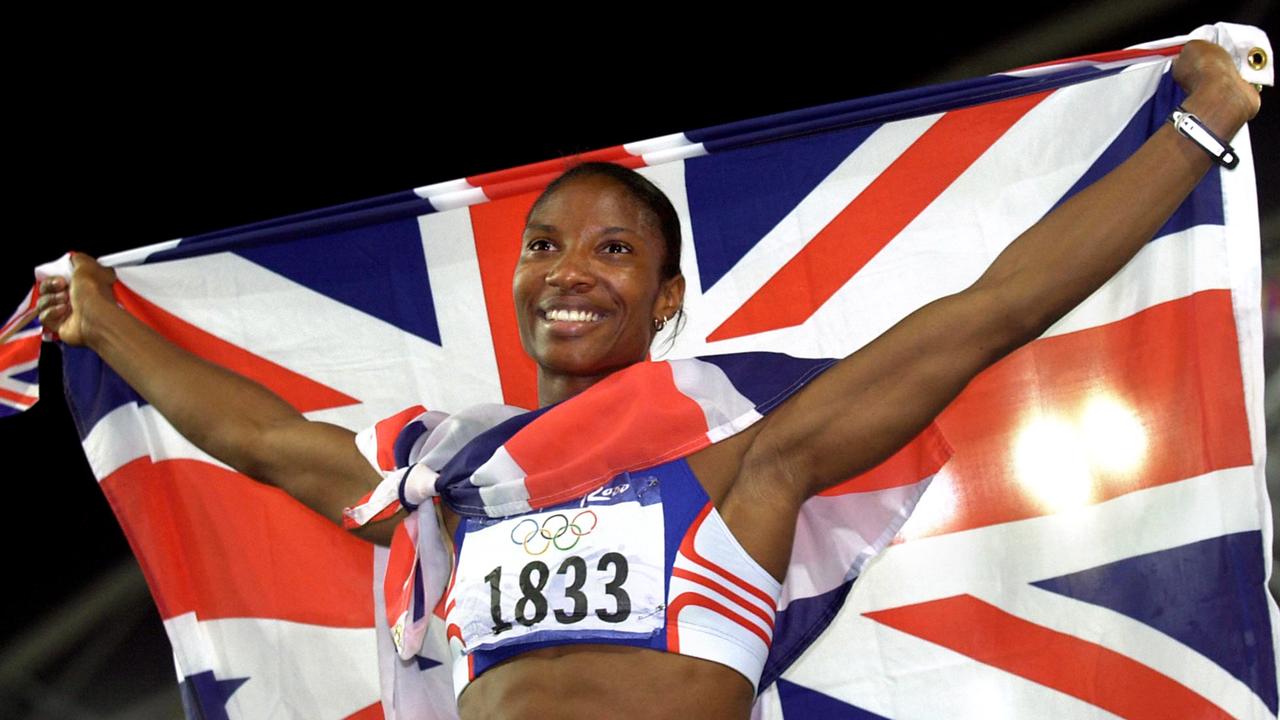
[513,174,684,382]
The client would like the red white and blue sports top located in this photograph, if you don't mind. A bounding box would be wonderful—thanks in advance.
[442,456,783,699]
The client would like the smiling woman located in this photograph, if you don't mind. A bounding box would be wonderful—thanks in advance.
[32,40,1262,720]
[514,166,686,408]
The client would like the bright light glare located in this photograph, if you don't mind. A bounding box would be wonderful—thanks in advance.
[1014,416,1093,510]
[1080,395,1148,475]
[1013,392,1148,512]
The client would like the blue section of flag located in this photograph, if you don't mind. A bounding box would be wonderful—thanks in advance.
[762,581,853,690]
[1032,530,1277,713]
[153,191,435,265]
[410,566,442,671]
[11,367,38,384]
[233,217,441,345]
[699,352,837,413]
[394,417,433,470]
[435,405,553,514]
[186,190,434,245]
[1052,74,1223,239]
[686,123,881,293]
[0,404,23,418]
[178,670,248,720]
[777,679,891,719]
[61,346,147,440]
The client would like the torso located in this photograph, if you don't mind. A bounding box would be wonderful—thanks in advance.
[442,425,806,720]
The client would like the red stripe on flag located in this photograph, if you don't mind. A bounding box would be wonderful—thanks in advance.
[512,362,710,508]
[0,386,37,407]
[470,193,541,409]
[374,405,426,471]
[476,157,648,203]
[865,595,1232,719]
[384,522,417,631]
[819,421,952,495]
[468,146,638,188]
[343,702,385,720]
[0,333,40,368]
[113,285,358,414]
[1013,45,1182,72]
[904,290,1251,539]
[101,457,374,626]
[708,90,1052,341]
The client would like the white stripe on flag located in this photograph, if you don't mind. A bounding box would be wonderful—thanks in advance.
[82,403,230,481]
[668,358,761,443]
[475,446,532,516]
[855,465,1261,609]
[164,612,379,720]
[780,479,931,611]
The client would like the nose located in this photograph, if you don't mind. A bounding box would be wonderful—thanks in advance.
[545,248,595,292]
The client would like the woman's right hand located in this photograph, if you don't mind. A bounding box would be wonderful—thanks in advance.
[36,253,118,348]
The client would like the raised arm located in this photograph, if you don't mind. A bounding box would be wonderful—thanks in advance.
[743,41,1261,500]
[37,255,397,544]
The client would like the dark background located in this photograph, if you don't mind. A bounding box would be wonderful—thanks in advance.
[2,6,1275,718]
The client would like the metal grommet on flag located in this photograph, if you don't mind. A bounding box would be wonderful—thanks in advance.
[1247,46,1267,71]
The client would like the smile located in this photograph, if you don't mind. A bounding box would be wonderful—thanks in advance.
[542,309,603,323]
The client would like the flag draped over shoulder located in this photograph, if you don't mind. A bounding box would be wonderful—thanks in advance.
[8,22,1277,720]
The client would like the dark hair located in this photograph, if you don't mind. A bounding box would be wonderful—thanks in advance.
[528,162,683,281]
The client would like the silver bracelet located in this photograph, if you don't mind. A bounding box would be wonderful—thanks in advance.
[1169,106,1239,169]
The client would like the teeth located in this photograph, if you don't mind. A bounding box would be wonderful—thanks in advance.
[545,309,601,322]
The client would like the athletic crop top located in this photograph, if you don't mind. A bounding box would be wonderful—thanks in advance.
[441,456,783,698]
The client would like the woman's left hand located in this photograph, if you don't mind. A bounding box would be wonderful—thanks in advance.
[1173,40,1261,133]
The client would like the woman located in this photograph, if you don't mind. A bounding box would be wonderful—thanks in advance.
[37,41,1260,719]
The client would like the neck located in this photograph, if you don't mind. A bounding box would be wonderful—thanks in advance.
[536,368,613,408]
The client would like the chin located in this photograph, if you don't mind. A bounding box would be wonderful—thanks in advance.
[535,344,644,379]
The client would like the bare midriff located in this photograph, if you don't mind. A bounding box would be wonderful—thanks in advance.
[456,644,754,720]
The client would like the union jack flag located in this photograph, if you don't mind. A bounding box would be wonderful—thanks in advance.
[7,22,1276,720]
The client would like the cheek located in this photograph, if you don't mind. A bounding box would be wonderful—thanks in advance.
[512,265,539,306]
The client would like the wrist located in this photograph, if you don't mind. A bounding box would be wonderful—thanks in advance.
[1180,76,1259,140]
[79,294,127,351]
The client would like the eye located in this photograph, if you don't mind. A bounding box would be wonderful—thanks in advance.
[601,241,632,254]
[526,238,555,252]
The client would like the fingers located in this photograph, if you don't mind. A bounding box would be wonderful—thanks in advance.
[39,275,66,296]
[36,290,69,327]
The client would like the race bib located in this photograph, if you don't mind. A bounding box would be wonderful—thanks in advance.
[450,473,665,652]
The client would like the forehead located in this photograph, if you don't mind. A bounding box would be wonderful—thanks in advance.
[526,175,661,236]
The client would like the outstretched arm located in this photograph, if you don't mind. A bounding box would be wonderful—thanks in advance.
[742,41,1261,501]
[38,255,397,544]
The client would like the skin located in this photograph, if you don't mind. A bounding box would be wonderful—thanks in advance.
[38,41,1259,720]
[513,174,685,409]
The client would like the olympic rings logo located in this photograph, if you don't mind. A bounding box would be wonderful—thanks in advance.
[510,510,598,556]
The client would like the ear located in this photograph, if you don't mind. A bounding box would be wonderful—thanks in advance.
[655,273,685,323]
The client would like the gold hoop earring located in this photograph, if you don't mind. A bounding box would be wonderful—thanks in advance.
[653,316,667,332]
